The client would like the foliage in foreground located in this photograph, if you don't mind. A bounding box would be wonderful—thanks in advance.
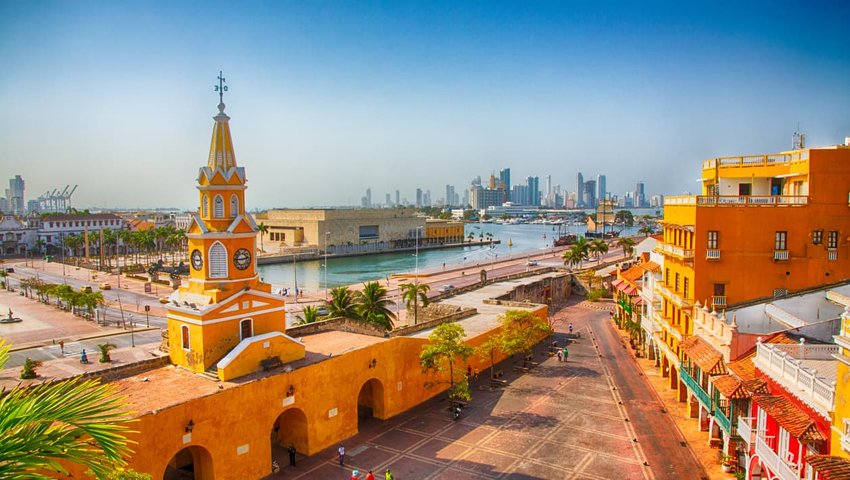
[420,322,474,401]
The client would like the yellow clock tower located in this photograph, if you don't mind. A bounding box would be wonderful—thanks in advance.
[167,73,304,379]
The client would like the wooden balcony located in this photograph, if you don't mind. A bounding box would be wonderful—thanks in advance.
[706,249,720,260]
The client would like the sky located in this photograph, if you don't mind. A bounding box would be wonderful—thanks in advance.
[1,1,849,210]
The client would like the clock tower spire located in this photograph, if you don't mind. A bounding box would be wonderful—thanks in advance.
[167,74,298,377]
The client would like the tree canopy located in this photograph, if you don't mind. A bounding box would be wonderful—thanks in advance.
[420,322,474,401]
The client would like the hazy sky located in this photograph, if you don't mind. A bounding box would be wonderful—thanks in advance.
[1,1,849,210]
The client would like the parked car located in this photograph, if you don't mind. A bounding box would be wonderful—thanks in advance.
[440,284,456,293]
[159,297,170,304]
[526,259,538,266]
[5,267,14,273]
[80,285,93,293]
[98,283,111,290]
[316,306,330,317]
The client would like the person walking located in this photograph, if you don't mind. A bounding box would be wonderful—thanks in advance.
[556,349,563,362]
[350,469,359,480]
[366,470,375,480]
[568,323,573,335]
[562,346,569,362]
[287,443,297,467]
[338,445,345,466]
[385,468,394,480]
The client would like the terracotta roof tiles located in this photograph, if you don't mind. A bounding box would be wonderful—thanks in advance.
[681,336,726,375]
[753,394,826,443]
[805,455,850,480]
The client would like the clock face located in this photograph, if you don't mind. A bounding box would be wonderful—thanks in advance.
[233,248,251,270]
[191,249,203,270]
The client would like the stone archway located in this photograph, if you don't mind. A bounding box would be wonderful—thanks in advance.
[163,445,214,480]
[357,378,385,428]
[669,364,679,390]
[271,408,309,454]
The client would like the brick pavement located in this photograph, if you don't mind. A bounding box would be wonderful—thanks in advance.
[267,303,652,480]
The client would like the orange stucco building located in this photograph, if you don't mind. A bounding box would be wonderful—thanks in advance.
[69,87,556,480]
[653,144,850,384]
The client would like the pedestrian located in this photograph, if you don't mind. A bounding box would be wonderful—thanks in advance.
[568,323,573,335]
[385,468,394,480]
[556,349,563,362]
[338,445,345,466]
[350,469,359,480]
[288,443,296,467]
[466,365,472,379]
[80,349,89,364]
[366,470,375,480]
[59,340,65,355]
[562,346,569,362]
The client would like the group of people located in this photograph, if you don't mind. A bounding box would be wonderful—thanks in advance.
[340,446,394,479]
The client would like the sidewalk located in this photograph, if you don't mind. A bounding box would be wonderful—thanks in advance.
[610,324,730,480]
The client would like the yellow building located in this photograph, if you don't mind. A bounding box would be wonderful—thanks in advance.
[166,91,304,378]
[424,218,464,244]
[653,145,850,388]
[832,307,850,458]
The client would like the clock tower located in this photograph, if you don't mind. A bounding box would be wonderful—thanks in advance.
[167,73,299,377]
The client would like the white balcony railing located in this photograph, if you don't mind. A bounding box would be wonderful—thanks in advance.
[755,432,802,480]
[774,250,789,261]
[664,195,809,207]
[712,296,727,308]
[753,342,837,418]
[706,249,721,260]
[828,250,838,261]
[843,419,850,454]
[655,243,694,260]
[656,283,694,308]
[737,416,755,447]
[653,310,682,341]
[702,153,797,170]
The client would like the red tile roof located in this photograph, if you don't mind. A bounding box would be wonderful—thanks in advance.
[727,332,798,381]
[805,455,850,480]
[680,336,726,375]
[619,266,644,283]
[640,261,661,273]
[753,394,826,443]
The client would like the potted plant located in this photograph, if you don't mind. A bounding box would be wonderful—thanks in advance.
[720,453,735,473]
[97,342,117,363]
[20,357,42,379]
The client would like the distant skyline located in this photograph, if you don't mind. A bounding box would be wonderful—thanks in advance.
[2,1,849,210]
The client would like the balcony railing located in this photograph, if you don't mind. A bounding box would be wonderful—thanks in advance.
[712,296,727,309]
[653,310,682,341]
[664,195,808,207]
[774,250,789,261]
[706,249,721,260]
[843,419,850,454]
[828,250,838,261]
[755,433,802,480]
[681,368,712,410]
[702,153,797,170]
[656,283,694,308]
[737,416,755,447]
[655,243,694,260]
[715,407,732,434]
[753,342,837,417]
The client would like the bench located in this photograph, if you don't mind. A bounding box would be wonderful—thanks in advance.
[489,378,508,388]
[260,356,282,371]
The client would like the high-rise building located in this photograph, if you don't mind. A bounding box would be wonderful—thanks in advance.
[576,172,585,208]
[5,175,24,215]
[545,175,552,196]
[500,168,511,201]
[511,185,529,206]
[385,193,391,207]
[415,188,423,207]
[424,190,431,207]
[597,175,606,203]
[395,190,400,206]
[525,176,540,206]
[446,185,456,207]
[583,180,597,208]
[462,189,469,207]
[469,185,504,209]
[634,182,646,208]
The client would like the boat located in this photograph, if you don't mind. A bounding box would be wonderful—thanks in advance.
[552,224,578,246]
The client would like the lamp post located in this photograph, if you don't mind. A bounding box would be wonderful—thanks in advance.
[128,314,135,348]
[60,233,66,282]
[324,231,330,300]
[414,226,422,281]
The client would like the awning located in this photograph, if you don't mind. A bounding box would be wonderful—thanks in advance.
[633,297,645,306]
[680,336,726,375]
[753,395,826,443]
[611,279,625,288]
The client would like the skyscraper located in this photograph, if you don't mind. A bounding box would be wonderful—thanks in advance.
[545,175,552,196]
[499,168,511,201]
[395,190,400,206]
[634,181,646,208]
[597,174,606,203]
[385,193,391,207]
[5,175,24,215]
[446,185,456,207]
[576,172,584,208]
[526,176,540,206]
[416,188,423,207]
[583,180,597,208]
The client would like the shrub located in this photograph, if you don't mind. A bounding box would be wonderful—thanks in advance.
[585,288,608,302]
[21,357,42,379]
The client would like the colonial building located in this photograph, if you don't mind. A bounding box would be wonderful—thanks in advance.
[0,215,38,256]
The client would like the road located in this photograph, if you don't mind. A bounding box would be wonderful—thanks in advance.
[582,303,708,479]
[5,329,162,367]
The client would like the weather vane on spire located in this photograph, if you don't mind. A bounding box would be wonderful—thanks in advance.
[215,71,228,105]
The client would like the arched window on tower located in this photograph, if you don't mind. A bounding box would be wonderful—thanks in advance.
[202,194,209,218]
[209,242,227,278]
[181,325,190,350]
[240,319,253,340]
[230,194,239,218]
[213,195,224,218]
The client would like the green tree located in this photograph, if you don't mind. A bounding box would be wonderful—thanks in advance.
[638,225,654,237]
[616,237,636,259]
[97,343,117,363]
[561,243,586,269]
[324,286,358,319]
[495,310,553,359]
[614,210,634,226]
[400,282,430,325]
[295,306,321,325]
[257,222,269,253]
[0,339,135,479]
[354,281,395,330]
[420,322,474,401]
[589,239,609,265]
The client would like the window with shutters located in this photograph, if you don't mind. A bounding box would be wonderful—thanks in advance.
[775,231,787,251]
[828,231,839,249]
[813,230,823,245]
[213,195,224,218]
[707,231,718,249]
[209,242,227,278]
[230,195,239,217]
[202,195,209,217]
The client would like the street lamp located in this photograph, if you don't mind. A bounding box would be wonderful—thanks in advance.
[128,314,135,348]
[324,232,330,300]
[414,226,422,281]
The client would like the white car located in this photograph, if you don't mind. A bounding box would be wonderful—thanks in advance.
[440,285,456,293]
[526,259,538,266]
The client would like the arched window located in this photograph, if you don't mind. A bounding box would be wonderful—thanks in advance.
[209,242,227,278]
[181,325,190,350]
[202,194,209,217]
[230,194,239,217]
[240,319,253,340]
[213,195,224,218]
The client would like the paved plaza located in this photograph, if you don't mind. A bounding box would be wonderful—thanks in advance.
[267,301,692,480]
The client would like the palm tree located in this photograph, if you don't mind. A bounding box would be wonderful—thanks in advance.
[0,340,135,479]
[295,306,321,325]
[324,286,358,319]
[561,243,587,270]
[257,222,269,253]
[354,281,395,330]
[573,236,590,258]
[639,225,654,237]
[589,240,609,265]
[617,237,636,259]
[400,282,430,325]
